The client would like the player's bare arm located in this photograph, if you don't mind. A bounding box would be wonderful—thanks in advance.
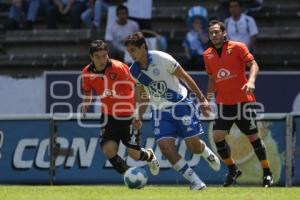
[242,60,259,94]
[81,90,92,117]
[173,65,211,117]
[206,75,216,102]
[132,84,149,130]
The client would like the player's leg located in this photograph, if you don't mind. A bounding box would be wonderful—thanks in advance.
[236,103,273,187]
[157,138,206,190]
[100,115,129,174]
[176,99,220,170]
[153,108,206,190]
[213,104,242,186]
[121,122,159,176]
[185,136,220,171]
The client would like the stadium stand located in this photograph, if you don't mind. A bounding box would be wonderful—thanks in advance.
[0,0,299,70]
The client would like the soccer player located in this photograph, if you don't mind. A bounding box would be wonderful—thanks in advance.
[125,32,221,190]
[81,40,159,176]
[203,20,273,187]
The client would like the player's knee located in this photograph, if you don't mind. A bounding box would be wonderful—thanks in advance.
[102,148,117,158]
[186,139,204,154]
[101,143,118,158]
[213,130,227,142]
[158,144,176,156]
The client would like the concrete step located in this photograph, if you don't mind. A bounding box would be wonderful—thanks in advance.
[0,50,298,69]
[3,29,93,42]
[169,51,300,69]
[0,54,88,68]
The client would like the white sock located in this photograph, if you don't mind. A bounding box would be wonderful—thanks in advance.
[199,141,210,157]
[173,158,202,183]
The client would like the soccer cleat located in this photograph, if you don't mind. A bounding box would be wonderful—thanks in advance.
[203,147,221,171]
[263,173,274,187]
[147,148,160,176]
[223,168,242,187]
[190,181,207,190]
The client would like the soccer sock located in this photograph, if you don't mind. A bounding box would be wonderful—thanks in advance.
[138,148,153,162]
[109,155,129,174]
[215,140,237,172]
[198,142,212,158]
[173,158,202,184]
[251,139,271,175]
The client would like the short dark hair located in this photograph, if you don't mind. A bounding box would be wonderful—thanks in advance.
[228,0,242,7]
[124,32,148,50]
[116,4,128,15]
[208,20,226,32]
[89,40,108,56]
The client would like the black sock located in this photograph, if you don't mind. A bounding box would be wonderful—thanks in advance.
[215,140,231,159]
[109,155,129,174]
[215,140,237,173]
[251,138,271,175]
[139,148,153,161]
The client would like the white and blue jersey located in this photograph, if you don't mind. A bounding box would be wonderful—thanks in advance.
[130,50,187,109]
[130,50,203,141]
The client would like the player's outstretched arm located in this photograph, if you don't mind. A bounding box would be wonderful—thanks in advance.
[207,75,216,101]
[132,84,149,130]
[241,60,259,94]
[81,90,92,118]
[173,65,211,117]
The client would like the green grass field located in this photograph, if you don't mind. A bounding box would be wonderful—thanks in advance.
[1,185,300,200]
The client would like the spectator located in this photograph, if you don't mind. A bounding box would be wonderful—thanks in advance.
[46,0,87,29]
[5,0,40,30]
[224,0,258,52]
[183,17,208,71]
[215,0,263,22]
[80,0,108,30]
[126,0,152,30]
[105,4,139,61]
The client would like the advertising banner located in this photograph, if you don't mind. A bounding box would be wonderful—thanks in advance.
[0,118,287,185]
[0,120,50,184]
[294,117,300,185]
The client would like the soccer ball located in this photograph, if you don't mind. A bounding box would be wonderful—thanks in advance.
[123,167,148,189]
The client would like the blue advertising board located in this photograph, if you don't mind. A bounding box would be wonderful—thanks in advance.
[0,120,50,184]
[0,118,288,185]
[294,117,300,185]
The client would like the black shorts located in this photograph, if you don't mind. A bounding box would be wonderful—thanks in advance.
[99,115,141,150]
[213,102,258,135]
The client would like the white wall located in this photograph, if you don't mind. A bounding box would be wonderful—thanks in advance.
[0,75,44,114]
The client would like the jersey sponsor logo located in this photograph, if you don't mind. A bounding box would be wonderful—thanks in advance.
[216,68,237,82]
[217,68,231,79]
[148,81,167,97]
[13,137,98,169]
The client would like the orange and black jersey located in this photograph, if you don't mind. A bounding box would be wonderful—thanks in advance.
[204,41,255,105]
[82,59,135,117]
